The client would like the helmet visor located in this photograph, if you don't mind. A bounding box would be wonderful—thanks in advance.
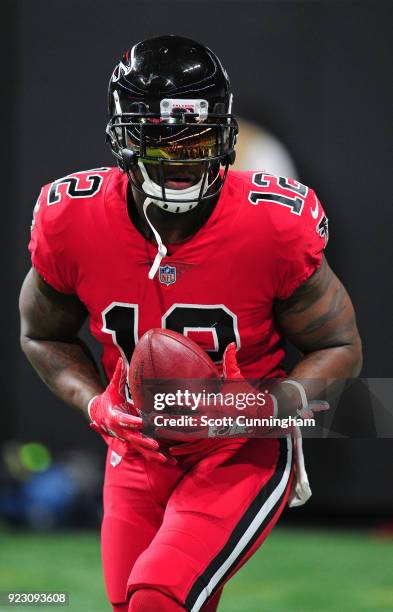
[144,125,219,161]
[128,123,227,162]
[108,114,234,162]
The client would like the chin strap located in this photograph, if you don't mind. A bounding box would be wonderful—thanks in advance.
[143,198,167,280]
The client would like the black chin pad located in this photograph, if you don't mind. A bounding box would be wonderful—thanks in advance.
[221,150,236,166]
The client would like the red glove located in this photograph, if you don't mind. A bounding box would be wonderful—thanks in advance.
[218,342,278,423]
[89,358,176,464]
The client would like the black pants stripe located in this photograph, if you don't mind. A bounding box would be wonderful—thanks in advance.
[185,436,293,612]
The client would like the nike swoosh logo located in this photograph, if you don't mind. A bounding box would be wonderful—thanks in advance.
[310,199,319,219]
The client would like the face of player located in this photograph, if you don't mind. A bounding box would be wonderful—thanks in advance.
[126,121,221,190]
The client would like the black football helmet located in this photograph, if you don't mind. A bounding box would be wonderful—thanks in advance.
[106,35,238,213]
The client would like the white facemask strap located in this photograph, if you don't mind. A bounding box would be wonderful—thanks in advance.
[143,198,167,280]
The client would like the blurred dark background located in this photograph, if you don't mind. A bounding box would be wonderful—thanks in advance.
[2,0,393,527]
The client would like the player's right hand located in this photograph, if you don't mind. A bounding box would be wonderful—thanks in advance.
[88,358,176,464]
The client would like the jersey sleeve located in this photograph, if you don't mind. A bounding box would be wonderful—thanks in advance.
[274,188,329,300]
[28,182,77,294]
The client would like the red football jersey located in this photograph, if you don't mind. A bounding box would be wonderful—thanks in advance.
[29,167,328,383]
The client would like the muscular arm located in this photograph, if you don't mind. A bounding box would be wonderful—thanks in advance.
[19,268,104,417]
[273,255,362,408]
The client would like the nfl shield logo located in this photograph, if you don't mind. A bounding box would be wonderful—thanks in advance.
[159,265,177,286]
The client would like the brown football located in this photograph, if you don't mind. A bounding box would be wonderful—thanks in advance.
[129,328,220,411]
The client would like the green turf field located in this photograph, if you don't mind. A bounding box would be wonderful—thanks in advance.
[0,527,392,611]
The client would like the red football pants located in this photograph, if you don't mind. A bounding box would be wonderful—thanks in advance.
[102,436,294,611]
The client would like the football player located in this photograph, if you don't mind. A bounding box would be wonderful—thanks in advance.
[19,36,362,612]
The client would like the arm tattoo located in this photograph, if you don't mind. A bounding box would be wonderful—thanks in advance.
[20,269,104,413]
[295,282,347,336]
[274,256,362,377]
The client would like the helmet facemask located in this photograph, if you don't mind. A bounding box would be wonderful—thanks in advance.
[106,98,238,213]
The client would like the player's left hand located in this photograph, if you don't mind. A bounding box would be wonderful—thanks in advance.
[222,342,330,421]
